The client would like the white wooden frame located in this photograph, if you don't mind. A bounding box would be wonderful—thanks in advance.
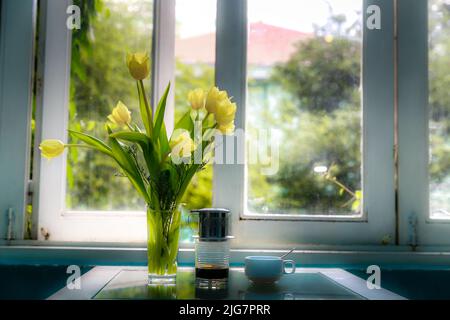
[36,0,176,242]
[213,0,397,248]
[397,0,450,246]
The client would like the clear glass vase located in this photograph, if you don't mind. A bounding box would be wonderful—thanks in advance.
[146,207,181,285]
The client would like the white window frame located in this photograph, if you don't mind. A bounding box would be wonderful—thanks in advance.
[398,0,450,246]
[32,0,398,247]
[35,0,175,242]
[2,0,449,251]
[213,0,397,248]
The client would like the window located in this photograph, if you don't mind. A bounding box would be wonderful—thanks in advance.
[15,0,446,247]
[36,0,169,242]
[174,0,217,241]
[397,0,450,246]
[213,0,395,247]
[429,0,449,219]
[246,0,363,216]
[66,0,153,211]
[35,0,219,243]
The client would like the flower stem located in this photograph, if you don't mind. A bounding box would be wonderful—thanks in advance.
[65,144,96,149]
[138,80,152,129]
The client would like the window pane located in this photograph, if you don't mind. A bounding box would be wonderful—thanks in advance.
[246,0,362,216]
[429,0,450,218]
[175,0,216,241]
[66,0,153,210]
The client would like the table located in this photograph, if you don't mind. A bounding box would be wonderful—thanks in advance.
[48,266,406,300]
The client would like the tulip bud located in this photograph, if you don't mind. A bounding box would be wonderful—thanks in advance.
[39,139,65,159]
[108,101,131,126]
[188,88,205,110]
[126,52,150,80]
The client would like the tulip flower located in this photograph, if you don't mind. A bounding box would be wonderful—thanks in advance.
[218,122,235,135]
[108,101,131,126]
[126,52,150,80]
[188,88,205,110]
[39,139,65,159]
[214,99,237,126]
[169,131,195,158]
[205,87,228,114]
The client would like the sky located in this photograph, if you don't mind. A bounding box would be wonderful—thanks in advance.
[176,0,362,38]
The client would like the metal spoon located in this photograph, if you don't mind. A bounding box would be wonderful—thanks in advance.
[280,247,296,259]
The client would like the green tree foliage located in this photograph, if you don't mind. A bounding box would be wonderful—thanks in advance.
[247,14,362,214]
[273,37,360,113]
[67,0,153,210]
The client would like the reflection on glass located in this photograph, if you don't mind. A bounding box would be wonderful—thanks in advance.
[175,0,216,241]
[93,268,362,300]
[66,0,153,210]
[429,0,450,218]
[246,0,363,216]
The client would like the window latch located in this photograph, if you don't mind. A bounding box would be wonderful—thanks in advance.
[408,213,418,250]
[6,208,14,241]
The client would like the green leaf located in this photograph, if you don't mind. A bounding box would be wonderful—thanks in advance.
[176,164,201,204]
[174,110,194,133]
[110,131,160,180]
[68,130,112,155]
[110,131,151,146]
[153,83,171,143]
[159,122,170,156]
[166,164,179,193]
[107,126,150,203]
[137,80,153,137]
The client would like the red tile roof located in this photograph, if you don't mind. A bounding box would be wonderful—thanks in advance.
[175,22,312,66]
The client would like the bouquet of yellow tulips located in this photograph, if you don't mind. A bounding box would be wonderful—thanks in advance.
[39,52,237,283]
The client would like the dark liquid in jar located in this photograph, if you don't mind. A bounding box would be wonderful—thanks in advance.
[195,267,229,279]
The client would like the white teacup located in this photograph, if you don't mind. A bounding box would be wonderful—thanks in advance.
[245,256,296,284]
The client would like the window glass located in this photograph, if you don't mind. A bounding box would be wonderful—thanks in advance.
[175,0,216,241]
[66,0,153,211]
[429,0,450,218]
[246,0,363,216]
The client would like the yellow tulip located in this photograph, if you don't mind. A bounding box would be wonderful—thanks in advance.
[126,52,150,80]
[39,139,65,159]
[188,88,205,110]
[205,87,228,114]
[214,99,237,126]
[169,131,195,158]
[108,101,131,126]
[218,122,235,135]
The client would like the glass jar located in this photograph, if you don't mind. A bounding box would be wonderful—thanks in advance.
[195,238,231,279]
[191,208,232,281]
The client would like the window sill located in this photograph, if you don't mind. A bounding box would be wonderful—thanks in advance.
[2,241,450,266]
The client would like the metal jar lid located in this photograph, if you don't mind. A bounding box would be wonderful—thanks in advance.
[190,208,231,240]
